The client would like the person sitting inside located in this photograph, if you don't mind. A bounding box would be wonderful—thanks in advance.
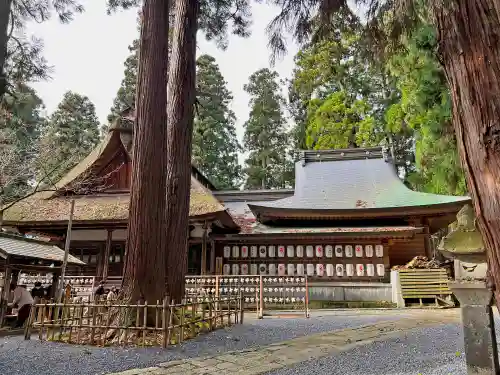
[94,281,105,301]
[8,283,34,328]
[31,282,45,303]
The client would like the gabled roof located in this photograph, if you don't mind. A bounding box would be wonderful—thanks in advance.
[0,233,84,265]
[3,115,238,230]
[249,147,470,222]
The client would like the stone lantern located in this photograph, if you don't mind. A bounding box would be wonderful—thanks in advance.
[438,204,499,374]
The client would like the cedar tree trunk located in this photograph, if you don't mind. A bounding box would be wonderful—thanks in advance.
[165,0,199,302]
[122,0,170,305]
[435,1,500,305]
[0,0,12,99]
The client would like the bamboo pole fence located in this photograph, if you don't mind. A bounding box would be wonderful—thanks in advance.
[24,294,244,347]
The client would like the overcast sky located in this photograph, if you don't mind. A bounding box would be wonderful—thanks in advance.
[26,1,299,144]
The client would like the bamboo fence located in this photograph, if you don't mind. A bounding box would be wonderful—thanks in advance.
[24,294,244,347]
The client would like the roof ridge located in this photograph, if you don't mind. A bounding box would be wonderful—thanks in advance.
[299,147,388,164]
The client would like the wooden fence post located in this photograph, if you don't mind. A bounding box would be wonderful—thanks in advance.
[24,305,35,340]
[162,296,169,348]
[259,275,264,319]
[239,292,244,324]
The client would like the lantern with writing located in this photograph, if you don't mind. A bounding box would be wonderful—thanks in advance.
[296,264,305,275]
[355,245,363,257]
[241,246,249,258]
[259,246,267,258]
[268,264,276,276]
[316,264,325,276]
[241,264,249,275]
[375,244,384,257]
[232,246,239,258]
[335,245,343,257]
[250,246,258,258]
[315,245,324,257]
[223,246,231,258]
[296,245,304,258]
[250,264,258,275]
[356,264,365,276]
[325,245,333,258]
[365,245,373,258]
[287,264,295,275]
[223,264,231,275]
[268,245,276,257]
[366,264,375,276]
[345,245,353,257]
[326,264,334,276]
[346,264,354,276]
[278,264,286,276]
[336,264,344,277]
[377,264,385,276]
[306,264,315,276]
[306,245,314,257]
[287,245,294,257]
[278,245,286,258]
[259,264,267,275]
[232,264,239,275]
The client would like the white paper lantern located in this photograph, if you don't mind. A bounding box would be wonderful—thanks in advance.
[223,264,231,275]
[326,264,334,276]
[365,245,373,258]
[306,245,314,257]
[241,246,249,258]
[296,245,304,257]
[296,264,305,275]
[268,264,276,276]
[335,245,343,257]
[315,245,324,257]
[377,264,385,276]
[375,245,384,257]
[232,264,239,275]
[250,264,258,275]
[259,264,267,275]
[232,246,240,258]
[259,246,267,258]
[345,245,353,257]
[287,264,295,275]
[278,264,286,276]
[250,246,258,257]
[346,264,354,276]
[336,264,344,276]
[355,245,363,257]
[325,245,333,258]
[366,264,375,276]
[278,245,286,258]
[223,246,231,258]
[306,264,315,276]
[316,264,325,276]
[268,245,276,257]
[287,245,294,257]
[241,264,248,275]
[356,264,365,276]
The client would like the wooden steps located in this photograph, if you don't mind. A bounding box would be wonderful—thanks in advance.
[398,269,454,307]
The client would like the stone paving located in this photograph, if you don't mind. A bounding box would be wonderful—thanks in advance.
[108,309,460,375]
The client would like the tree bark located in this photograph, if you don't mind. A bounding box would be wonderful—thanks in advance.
[0,0,12,100]
[435,1,500,306]
[165,0,199,302]
[122,0,170,305]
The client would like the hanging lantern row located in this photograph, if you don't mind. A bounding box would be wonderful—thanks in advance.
[185,277,306,284]
[223,245,384,259]
[222,263,385,277]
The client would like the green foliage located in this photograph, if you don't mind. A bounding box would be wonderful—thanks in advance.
[193,54,242,189]
[243,68,292,189]
[0,84,46,202]
[40,91,100,183]
[386,25,466,195]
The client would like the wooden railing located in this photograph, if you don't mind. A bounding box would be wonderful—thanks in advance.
[24,294,243,347]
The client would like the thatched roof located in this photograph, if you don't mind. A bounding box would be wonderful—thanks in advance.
[3,117,237,230]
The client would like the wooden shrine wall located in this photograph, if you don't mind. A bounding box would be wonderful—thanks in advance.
[215,240,390,282]
[387,235,427,267]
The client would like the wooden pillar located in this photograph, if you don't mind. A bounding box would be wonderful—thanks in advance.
[102,230,113,280]
[209,239,215,275]
[96,243,105,280]
[422,218,433,259]
[200,224,207,275]
[0,258,11,326]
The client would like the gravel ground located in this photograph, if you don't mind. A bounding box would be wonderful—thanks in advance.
[0,312,404,375]
[266,323,468,375]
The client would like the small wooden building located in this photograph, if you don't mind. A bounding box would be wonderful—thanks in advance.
[2,118,238,280]
[213,148,470,302]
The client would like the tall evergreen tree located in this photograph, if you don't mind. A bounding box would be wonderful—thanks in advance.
[40,91,100,182]
[243,68,292,189]
[193,54,241,189]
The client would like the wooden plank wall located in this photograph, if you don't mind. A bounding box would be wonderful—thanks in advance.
[388,234,427,267]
